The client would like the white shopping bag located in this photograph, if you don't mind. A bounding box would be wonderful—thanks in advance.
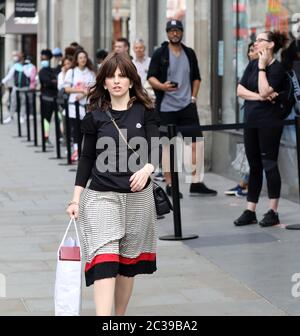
[54,217,82,316]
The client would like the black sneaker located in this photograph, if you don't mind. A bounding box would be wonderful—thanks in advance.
[234,210,258,226]
[190,182,217,197]
[259,210,280,227]
[166,185,183,199]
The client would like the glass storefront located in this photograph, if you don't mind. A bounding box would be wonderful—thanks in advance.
[220,0,300,124]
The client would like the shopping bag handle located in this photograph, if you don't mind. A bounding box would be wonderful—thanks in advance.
[57,217,82,258]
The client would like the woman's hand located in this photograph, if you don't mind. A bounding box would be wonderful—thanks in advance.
[75,94,85,101]
[258,49,272,69]
[129,164,154,192]
[66,202,79,219]
[266,91,278,103]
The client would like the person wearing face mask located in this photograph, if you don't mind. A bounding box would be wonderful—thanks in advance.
[1,51,30,124]
[38,49,58,146]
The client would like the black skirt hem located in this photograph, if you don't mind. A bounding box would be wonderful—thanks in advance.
[85,260,157,287]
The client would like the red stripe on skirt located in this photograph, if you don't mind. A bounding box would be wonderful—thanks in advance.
[85,253,156,272]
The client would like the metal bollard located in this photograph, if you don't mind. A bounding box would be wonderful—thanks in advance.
[32,91,38,146]
[75,101,82,159]
[53,98,61,159]
[16,90,22,137]
[59,100,72,165]
[159,124,198,241]
[40,95,46,152]
[25,91,31,142]
[286,115,300,230]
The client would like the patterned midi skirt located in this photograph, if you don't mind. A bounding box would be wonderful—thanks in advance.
[78,183,157,286]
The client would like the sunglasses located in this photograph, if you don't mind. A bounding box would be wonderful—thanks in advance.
[255,38,271,43]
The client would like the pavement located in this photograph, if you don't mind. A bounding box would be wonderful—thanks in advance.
[1,119,300,316]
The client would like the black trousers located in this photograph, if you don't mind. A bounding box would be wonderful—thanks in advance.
[244,126,283,203]
[42,100,56,123]
[69,117,82,145]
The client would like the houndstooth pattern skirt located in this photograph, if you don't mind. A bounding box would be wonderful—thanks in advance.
[78,183,157,286]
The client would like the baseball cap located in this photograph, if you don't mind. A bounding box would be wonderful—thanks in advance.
[52,47,63,57]
[166,20,184,32]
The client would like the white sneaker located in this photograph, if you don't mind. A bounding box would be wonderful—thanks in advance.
[3,116,12,124]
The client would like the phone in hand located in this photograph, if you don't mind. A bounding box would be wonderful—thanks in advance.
[170,81,178,88]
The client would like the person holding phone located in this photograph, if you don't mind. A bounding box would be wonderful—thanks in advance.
[148,20,217,197]
[234,31,288,227]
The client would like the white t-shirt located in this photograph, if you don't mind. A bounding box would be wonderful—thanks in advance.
[64,67,95,119]
[132,56,151,86]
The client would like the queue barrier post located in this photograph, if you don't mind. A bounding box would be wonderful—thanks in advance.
[159,124,199,241]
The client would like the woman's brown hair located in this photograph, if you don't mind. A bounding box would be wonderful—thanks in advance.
[88,52,154,112]
[71,49,95,73]
[265,31,289,54]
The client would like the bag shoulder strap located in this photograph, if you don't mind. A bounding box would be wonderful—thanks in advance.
[105,110,142,162]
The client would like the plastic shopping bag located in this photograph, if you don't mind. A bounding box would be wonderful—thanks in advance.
[54,217,82,316]
[231,143,250,176]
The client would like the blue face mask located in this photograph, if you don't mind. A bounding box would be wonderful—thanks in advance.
[41,60,50,68]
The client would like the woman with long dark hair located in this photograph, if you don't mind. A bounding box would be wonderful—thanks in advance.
[64,49,96,161]
[234,31,288,227]
[66,52,159,316]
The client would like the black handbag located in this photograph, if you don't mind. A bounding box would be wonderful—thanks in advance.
[105,110,173,216]
[153,182,173,216]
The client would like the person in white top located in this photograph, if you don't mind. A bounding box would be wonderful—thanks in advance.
[132,39,151,86]
[64,50,96,161]
[57,56,73,91]
[57,56,73,141]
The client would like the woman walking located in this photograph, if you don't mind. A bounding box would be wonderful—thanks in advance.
[67,52,159,316]
[64,50,96,162]
[234,31,288,227]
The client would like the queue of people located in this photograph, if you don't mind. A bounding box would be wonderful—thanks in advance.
[2,21,300,317]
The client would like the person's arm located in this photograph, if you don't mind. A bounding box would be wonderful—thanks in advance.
[30,66,37,90]
[147,76,176,92]
[147,49,177,93]
[1,65,16,86]
[237,84,264,101]
[258,49,276,98]
[129,108,159,192]
[191,79,201,103]
[67,115,97,218]
[39,69,57,90]
[258,71,275,98]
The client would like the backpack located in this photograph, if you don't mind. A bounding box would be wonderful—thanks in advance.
[277,70,300,120]
[14,69,30,88]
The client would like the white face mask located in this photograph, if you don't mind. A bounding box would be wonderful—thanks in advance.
[13,56,19,63]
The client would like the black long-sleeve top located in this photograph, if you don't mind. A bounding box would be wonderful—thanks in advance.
[38,67,58,97]
[75,102,160,193]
